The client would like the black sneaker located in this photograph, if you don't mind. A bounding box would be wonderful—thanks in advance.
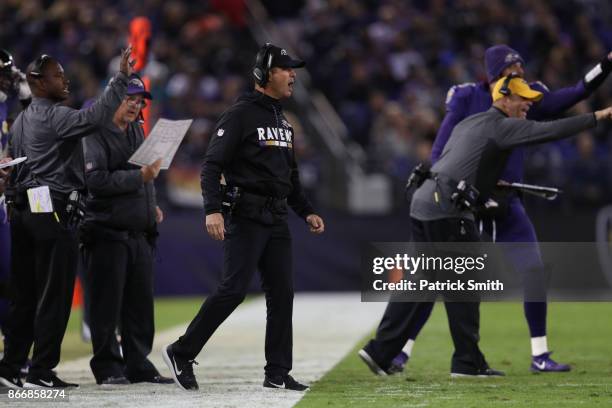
[0,365,23,389]
[99,376,130,386]
[161,344,199,391]
[358,349,390,376]
[263,374,309,391]
[130,374,175,384]
[24,372,79,388]
[450,367,506,378]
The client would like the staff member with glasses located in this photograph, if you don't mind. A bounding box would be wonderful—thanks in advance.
[80,74,172,386]
[0,47,134,389]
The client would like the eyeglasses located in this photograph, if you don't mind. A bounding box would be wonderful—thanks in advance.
[125,96,147,109]
[29,54,52,78]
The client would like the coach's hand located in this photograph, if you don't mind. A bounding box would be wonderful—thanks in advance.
[595,107,612,121]
[0,157,12,173]
[155,206,164,223]
[141,158,162,182]
[0,157,11,195]
[0,157,12,179]
[306,214,325,234]
[119,45,136,76]
[206,212,226,240]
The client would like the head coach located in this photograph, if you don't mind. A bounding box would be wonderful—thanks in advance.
[163,43,324,392]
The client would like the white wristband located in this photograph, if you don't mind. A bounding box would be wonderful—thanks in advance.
[585,63,603,83]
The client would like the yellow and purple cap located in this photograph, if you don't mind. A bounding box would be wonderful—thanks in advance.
[491,76,543,102]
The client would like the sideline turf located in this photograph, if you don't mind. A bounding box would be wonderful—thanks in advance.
[297,302,612,407]
[59,296,204,361]
[0,297,204,361]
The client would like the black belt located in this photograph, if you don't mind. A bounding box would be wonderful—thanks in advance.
[222,187,288,223]
[430,173,481,210]
[223,185,287,206]
[430,172,465,193]
[240,191,287,207]
[81,222,149,241]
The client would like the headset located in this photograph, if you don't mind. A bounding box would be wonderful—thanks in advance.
[29,54,53,78]
[252,43,274,87]
[0,49,14,72]
[499,72,521,96]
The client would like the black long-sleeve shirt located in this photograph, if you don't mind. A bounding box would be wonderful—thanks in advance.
[411,107,597,221]
[201,91,314,219]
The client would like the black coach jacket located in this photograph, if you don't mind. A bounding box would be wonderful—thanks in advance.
[82,121,156,232]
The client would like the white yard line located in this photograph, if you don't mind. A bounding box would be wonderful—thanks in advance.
[46,293,386,408]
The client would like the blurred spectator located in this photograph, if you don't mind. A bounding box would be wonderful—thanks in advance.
[566,132,611,207]
[2,0,612,210]
[274,0,612,209]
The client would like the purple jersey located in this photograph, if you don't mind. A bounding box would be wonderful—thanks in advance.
[431,80,589,182]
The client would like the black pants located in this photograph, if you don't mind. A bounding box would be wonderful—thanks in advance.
[364,217,488,373]
[173,215,294,377]
[1,203,77,376]
[83,231,158,383]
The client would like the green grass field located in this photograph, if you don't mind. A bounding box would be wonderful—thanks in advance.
[297,302,612,408]
[3,297,611,406]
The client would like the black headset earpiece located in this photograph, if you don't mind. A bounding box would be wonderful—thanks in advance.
[29,54,52,78]
[499,72,520,96]
[253,43,273,87]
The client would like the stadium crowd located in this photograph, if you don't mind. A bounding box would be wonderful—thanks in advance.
[2,0,612,209]
[268,0,612,208]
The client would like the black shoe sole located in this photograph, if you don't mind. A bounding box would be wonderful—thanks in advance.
[0,377,21,389]
[23,382,79,389]
[263,380,309,391]
[358,349,388,376]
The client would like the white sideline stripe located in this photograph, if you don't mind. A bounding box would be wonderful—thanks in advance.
[51,293,386,408]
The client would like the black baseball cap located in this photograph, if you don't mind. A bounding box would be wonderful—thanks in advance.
[268,45,305,69]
